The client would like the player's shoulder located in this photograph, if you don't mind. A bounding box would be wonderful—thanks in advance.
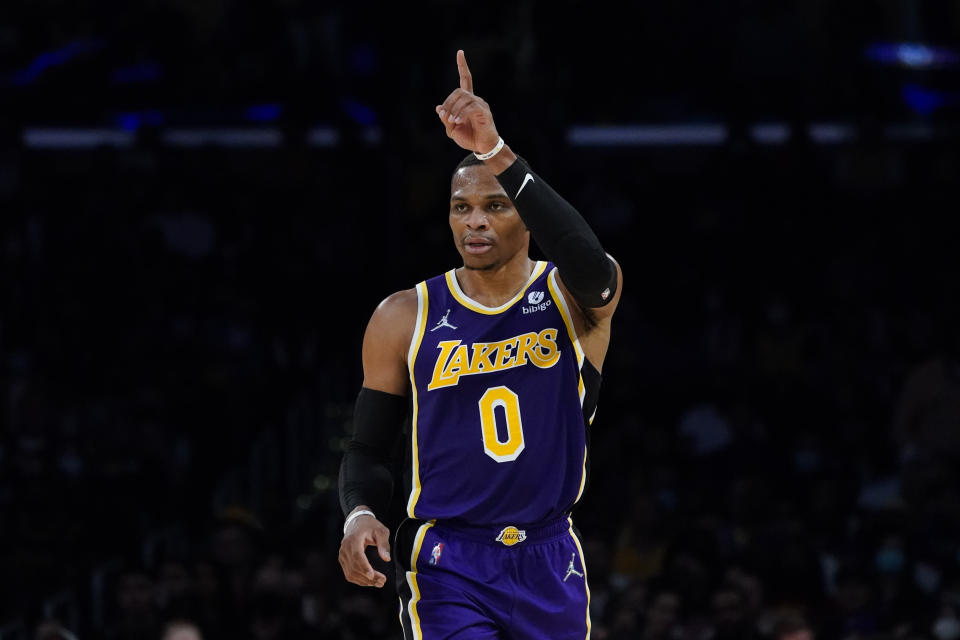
[371,287,419,325]
[363,287,419,360]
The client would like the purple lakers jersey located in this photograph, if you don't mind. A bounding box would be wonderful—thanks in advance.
[405,261,600,525]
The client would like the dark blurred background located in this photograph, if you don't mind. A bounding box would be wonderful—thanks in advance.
[2,1,960,639]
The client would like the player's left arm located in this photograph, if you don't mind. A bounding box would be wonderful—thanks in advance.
[493,159,623,316]
[490,154,623,370]
[436,50,621,370]
[437,50,623,325]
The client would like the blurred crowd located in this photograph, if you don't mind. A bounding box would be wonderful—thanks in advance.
[2,131,958,639]
[3,1,960,639]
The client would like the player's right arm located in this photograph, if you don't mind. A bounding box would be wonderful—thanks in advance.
[338,288,417,588]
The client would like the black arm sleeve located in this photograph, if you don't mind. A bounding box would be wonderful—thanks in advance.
[337,387,407,517]
[495,158,617,308]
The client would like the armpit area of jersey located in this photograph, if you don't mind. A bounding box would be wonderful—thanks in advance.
[494,158,617,308]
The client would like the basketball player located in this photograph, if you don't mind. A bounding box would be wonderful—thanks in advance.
[338,50,623,639]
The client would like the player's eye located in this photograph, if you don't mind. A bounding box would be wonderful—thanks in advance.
[488,201,506,212]
[452,203,470,213]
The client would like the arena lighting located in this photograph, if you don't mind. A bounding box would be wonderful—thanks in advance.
[567,123,851,146]
[245,103,284,122]
[161,128,283,147]
[340,97,379,126]
[865,42,960,69]
[8,38,105,85]
[306,126,340,147]
[22,128,134,148]
[113,110,164,132]
[19,122,957,150]
[901,83,960,116]
[749,123,791,145]
[903,84,943,116]
[807,123,858,144]
[566,124,728,146]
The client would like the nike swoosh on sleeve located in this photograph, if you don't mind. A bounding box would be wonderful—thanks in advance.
[516,173,534,198]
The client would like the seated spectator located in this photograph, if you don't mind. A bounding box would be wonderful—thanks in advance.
[103,563,160,640]
[33,620,78,640]
[771,612,815,640]
[161,620,204,640]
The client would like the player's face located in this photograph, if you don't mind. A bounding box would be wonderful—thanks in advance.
[449,164,528,271]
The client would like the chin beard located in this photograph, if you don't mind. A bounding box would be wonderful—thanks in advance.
[464,261,498,271]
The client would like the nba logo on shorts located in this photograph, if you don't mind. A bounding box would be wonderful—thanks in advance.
[429,542,443,565]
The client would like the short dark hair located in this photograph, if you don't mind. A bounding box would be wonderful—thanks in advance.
[455,152,485,173]
[452,151,529,185]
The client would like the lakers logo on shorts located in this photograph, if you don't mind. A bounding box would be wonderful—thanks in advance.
[495,526,527,546]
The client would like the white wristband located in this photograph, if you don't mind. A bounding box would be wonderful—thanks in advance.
[343,509,375,534]
[474,136,505,161]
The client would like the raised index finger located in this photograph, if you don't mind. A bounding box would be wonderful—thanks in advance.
[457,49,473,93]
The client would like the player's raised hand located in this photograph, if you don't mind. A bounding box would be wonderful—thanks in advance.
[436,50,500,155]
[339,513,392,588]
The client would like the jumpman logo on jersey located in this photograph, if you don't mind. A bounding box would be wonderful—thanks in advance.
[430,309,457,332]
[563,553,584,582]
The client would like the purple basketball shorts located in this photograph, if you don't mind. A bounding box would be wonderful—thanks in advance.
[395,516,591,639]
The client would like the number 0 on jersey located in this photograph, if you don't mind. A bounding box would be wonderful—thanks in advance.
[478,386,525,462]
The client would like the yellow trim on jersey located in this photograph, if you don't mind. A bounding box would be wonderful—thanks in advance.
[568,518,592,639]
[550,268,590,504]
[547,268,585,405]
[445,260,548,315]
[406,521,435,640]
[575,444,589,503]
[406,282,429,518]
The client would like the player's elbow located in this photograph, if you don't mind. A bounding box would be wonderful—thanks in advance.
[557,241,618,308]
